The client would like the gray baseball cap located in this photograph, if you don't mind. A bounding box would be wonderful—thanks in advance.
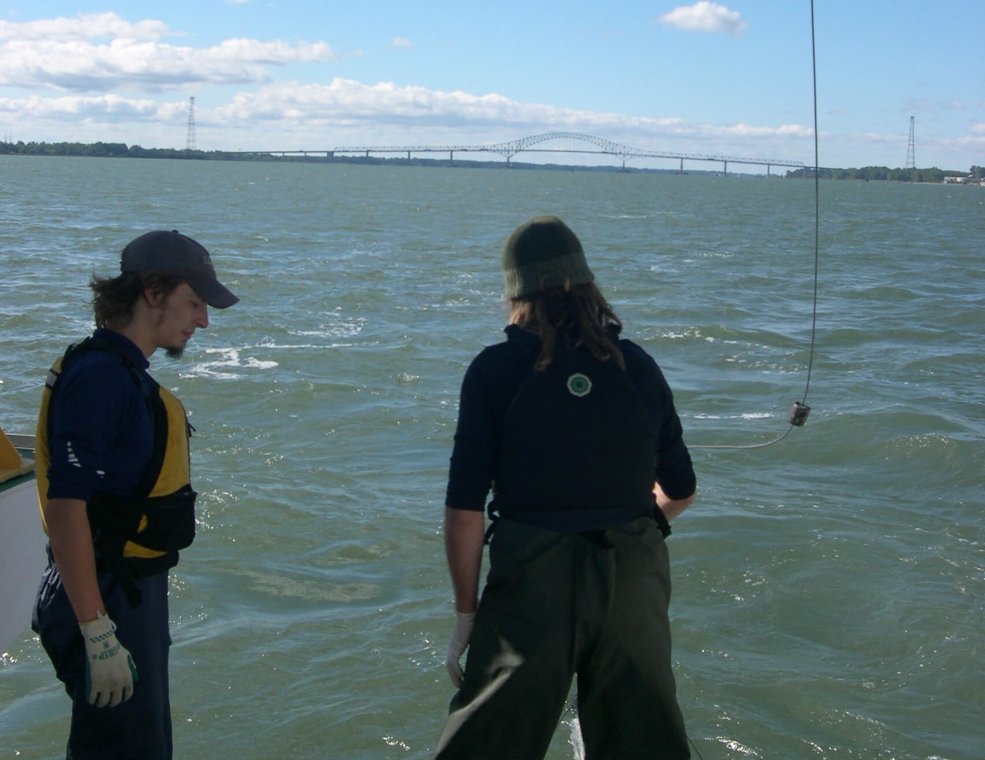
[121,230,238,308]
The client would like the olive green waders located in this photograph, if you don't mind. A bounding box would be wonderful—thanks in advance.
[434,517,689,760]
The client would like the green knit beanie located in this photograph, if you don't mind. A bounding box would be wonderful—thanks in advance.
[501,215,595,299]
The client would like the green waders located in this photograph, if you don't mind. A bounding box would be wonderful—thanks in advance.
[434,517,690,760]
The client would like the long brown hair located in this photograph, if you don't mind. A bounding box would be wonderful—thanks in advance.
[90,271,183,329]
[510,281,625,372]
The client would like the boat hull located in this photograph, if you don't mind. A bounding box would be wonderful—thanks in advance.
[0,439,45,653]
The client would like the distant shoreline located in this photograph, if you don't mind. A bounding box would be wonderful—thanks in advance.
[2,140,980,182]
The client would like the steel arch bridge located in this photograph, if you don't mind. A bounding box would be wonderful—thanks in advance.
[481,132,782,165]
[241,132,806,174]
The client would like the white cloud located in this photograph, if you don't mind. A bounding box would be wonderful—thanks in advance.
[208,78,807,154]
[660,2,747,35]
[0,13,815,161]
[970,122,985,134]
[0,12,167,42]
[0,12,335,91]
[0,74,814,158]
[717,123,813,138]
[213,78,674,132]
[0,93,180,122]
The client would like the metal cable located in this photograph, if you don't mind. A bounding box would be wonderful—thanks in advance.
[691,0,820,453]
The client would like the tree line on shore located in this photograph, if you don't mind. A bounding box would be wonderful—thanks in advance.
[2,140,980,181]
[1,140,261,161]
[784,165,983,182]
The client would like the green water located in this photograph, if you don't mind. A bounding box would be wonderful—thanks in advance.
[1,156,983,758]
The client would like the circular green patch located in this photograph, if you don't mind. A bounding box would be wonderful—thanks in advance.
[566,373,592,397]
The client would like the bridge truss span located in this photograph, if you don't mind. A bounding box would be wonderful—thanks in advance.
[305,132,806,174]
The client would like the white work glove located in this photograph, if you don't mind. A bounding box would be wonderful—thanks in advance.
[445,611,476,687]
[79,613,139,708]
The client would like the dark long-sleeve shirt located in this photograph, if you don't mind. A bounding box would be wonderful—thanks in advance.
[45,329,154,504]
[446,324,695,521]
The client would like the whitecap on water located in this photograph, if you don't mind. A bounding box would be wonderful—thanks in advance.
[692,412,773,421]
[182,347,278,379]
[288,308,367,340]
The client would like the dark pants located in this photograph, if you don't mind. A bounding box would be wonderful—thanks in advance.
[33,560,173,760]
[435,517,690,760]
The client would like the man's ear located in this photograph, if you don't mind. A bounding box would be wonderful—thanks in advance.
[143,287,165,308]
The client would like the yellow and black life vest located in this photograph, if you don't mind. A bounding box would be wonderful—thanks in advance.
[36,336,197,568]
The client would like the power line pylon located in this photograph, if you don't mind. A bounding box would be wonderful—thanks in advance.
[905,115,915,169]
[185,97,197,152]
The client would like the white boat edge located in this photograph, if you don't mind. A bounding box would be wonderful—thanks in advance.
[0,429,46,653]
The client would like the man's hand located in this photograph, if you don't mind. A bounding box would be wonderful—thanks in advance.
[445,611,476,687]
[79,613,139,707]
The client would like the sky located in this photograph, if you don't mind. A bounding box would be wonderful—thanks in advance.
[1,0,982,171]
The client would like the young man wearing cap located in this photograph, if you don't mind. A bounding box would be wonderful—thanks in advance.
[435,216,696,759]
[32,230,237,759]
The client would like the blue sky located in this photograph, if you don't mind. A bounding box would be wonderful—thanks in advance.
[1,1,982,171]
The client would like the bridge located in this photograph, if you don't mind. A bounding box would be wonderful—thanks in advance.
[234,132,806,175]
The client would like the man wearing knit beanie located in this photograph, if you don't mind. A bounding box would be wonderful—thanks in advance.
[436,215,696,759]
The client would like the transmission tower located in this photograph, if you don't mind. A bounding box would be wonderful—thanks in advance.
[185,97,197,152]
[905,115,916,169]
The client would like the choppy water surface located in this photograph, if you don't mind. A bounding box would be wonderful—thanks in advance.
[1,156,983,759]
